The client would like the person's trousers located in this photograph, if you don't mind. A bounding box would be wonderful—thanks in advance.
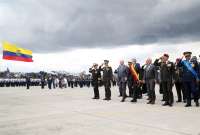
[132,83,139,101]
[118,82,122,96]
[104,80,111,99]
[183,81,199,104]
[48,83,52,89]
[119,81,127,99]
[93,81,99,98]
[146,79,156,102]
[128,82,133,97]
[175,82,186,101]
[161,81,174,104]
[41,82,45,89]
[26,83,30,89]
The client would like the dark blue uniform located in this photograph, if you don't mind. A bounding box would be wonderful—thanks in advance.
[178,60,199,106]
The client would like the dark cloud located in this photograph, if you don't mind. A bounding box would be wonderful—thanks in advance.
[0,0,200,53]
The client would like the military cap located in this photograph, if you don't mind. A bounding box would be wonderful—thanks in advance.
[93,63,98,66]
[183,51,192,56]
[163,53,169,58]
[104,60,109,63]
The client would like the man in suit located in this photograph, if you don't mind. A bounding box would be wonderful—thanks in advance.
[115,60,129,102]
[127,59,141,103]
[154,54,175,107]
[143,58,158,104]
[99,60,113,101]
[89,63,101,99]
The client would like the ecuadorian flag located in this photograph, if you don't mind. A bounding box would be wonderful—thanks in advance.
[2,41,33,62]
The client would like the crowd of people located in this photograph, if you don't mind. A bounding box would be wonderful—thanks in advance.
[89,51,200,107]
[0,73,118,90]
[0,75,93,89]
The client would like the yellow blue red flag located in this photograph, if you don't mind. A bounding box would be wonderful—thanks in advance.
[2,41,33,62]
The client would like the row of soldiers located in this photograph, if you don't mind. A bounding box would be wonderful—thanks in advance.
[89,52,200,107]
[0,78,40,87]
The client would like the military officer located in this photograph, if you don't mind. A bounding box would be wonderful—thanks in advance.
[154,54,175,107]
[99,60,113,101]
[178,52,199,107]
[89,63,101,99]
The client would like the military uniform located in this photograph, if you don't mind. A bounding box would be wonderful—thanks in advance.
[154,54,175,106]
[178,52,200,107]
[99,60,113,100]
[89,64,101,99]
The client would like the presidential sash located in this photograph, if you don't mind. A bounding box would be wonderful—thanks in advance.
[182,60,199,80]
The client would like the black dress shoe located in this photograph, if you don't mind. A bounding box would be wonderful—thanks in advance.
[168,104,173,107]
[162,102,169,106]
[131,99,137,102]
[147,101,151,104]
[176,100,182,103]
[95,97,100,99]
[121,99,125,102]
[103,98,107,100]
[92,97,96,99]
[151,101,155,105]
[185,104,192,107]
[195,102,199,107]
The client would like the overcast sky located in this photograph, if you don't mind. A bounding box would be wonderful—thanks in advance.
[0,0,200,73]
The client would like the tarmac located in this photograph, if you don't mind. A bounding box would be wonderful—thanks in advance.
[0,86,200,135]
